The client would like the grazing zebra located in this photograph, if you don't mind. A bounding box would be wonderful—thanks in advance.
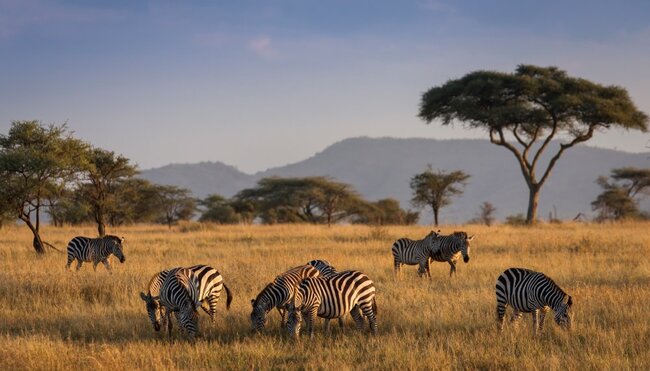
[287,270,377,338]
[306,259,338,278]
[250,264,321,332]
[391,230,441,278]
[159,267,201,340]
[139,264,233,332]
[429,231,474,277]
[496,268,573,335]
[65,235,125,272]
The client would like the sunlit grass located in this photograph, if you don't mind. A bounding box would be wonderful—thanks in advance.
[1,222,648,370]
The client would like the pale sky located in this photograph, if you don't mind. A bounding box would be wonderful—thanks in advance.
[1,0,649,173]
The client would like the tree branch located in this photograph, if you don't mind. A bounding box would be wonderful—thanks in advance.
[495,128,532,181]
[538,125,596,187]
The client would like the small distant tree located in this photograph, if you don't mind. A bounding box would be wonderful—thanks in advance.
[592,168,649,221]
[409,166,470,226]
[0,121,88,253]
[154,185,196,228]
[80,148,138,236]
[477,201,496,226]
[505,213,527,226]
[199,194,239,224]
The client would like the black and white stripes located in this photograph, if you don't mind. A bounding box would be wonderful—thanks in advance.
[65,235,125,272]
[287,270,377,338]
[391,230,440,278]
[159,267,201,340]
[140,264,233,333]
[250,264,321,332]
[496,268,573,335]
[429,231,474,277]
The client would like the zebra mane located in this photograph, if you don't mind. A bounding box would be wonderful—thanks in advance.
[252,281,276,308]
[451,231,468,239]
[103,235,123,243]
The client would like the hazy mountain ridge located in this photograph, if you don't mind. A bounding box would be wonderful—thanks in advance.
[139,137,649,223]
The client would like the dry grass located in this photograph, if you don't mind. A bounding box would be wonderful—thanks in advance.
[0,222,648,370]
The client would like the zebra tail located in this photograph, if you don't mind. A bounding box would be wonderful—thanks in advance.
[224,283,233,310]
[372,297,377,315]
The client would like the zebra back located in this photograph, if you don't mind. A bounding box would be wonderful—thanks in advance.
[307,259,338,278]
[391,230,439,265]
[66,235,125,263]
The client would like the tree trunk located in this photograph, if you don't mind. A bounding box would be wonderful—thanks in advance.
[526,185,540,225]
[22,217,45,254]
[432,206,439,226]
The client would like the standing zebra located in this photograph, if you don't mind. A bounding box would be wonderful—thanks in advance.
[159,267,201,340]
[307,259,338,278]
[139,264,233,332]
[250,264,321,332]
[391,230,441,278]
[65,235,125,272]
[429,231,474,277]
[287,270,377,338]
[496,268,573,335]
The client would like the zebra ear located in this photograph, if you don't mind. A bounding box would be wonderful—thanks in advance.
[250,299,255,306]
[467,235,475,241]
[120,236,125,242]
[139,292,148,301]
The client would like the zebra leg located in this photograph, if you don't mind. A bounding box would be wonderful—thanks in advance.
[279,307,287,328]
[338,316,345,328]
[393,260,401,278]
[360,300,377,335]
[350,305,364,331]
[510,310,523,328]
[65,256,74,270]
[206,295,218,322]
[539,307,550,331]
[496,302,507,332]
[448,261,456,277]
[531,310,539,336]
[305,308,317,339]
[425,259,431,278]
[324,319,331,336]
[75,259,83,271]
[166,310,174,339]
[101,259,112,273]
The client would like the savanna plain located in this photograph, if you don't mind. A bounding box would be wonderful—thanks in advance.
[1,222,648,370]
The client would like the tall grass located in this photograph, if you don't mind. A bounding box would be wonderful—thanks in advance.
[1,222,648,370]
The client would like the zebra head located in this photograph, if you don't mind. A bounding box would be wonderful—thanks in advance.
[178,300,199,340]
[107,235,126,263]
[307,259,337,278]
[453,232,474,263]
[286,305,302,338]
[139,292,163,332]
[554,295,573,330]
[250,292,271,332]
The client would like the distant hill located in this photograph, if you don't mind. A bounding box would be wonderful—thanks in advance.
[139,137,650,223]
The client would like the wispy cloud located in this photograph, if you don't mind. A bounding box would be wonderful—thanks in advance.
[248,35,277,59]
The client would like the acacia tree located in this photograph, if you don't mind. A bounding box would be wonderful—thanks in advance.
[0,121,88,253]
[154,185,196,228]
[81,148,137,236]
[592,167,650,221]
[410,167,470,226]
[419,65,648,224]
[477,201,497,226]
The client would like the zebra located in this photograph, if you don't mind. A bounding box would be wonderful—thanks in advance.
[306,259,338,278]
[496,268,573,335]
[250,264,321,332]
[65,235,125,272]
[159,267,202,340]
[429,231,474,277]
[139,264,233,332]
[391,230,441,278]
[287,270,377,338]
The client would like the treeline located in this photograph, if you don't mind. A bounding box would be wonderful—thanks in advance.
[0,121,417,253]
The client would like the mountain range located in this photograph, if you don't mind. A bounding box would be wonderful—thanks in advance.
[140,137,649,223]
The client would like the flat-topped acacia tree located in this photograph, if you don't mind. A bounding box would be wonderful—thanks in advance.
[418,65,648,224]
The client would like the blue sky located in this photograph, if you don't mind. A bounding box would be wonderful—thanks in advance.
[1,0,649,172]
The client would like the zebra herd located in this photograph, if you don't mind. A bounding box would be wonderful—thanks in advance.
[64,231,573,340]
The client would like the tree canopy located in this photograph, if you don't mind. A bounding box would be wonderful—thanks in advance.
[409,167,470,226]
[0,121,88,253]
[419,65,648,224]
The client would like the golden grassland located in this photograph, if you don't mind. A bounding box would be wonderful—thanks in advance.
[0,222,649,370]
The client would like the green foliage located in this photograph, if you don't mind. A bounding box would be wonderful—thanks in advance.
[591,167,649,221]
[154,185,196,228]
[418,65,649,224]
[409,166,470,226]
[234,176,364,225]
[352,198,419,225]
[199,194,239,224]
[0,120,89,252]
[80,147,138,235]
